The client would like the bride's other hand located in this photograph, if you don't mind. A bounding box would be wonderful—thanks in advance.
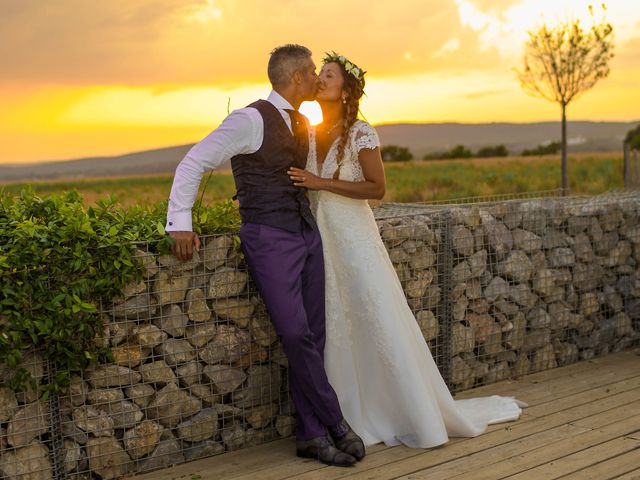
[288,167,325,190]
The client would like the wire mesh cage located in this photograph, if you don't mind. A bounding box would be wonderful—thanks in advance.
[49,234,291,479]
[1,190,640,479]
[0,349,55,480]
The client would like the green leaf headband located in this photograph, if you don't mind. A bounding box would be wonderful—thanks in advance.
[322,51,366,88]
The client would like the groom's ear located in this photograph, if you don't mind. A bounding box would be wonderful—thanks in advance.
[291,70,303,85]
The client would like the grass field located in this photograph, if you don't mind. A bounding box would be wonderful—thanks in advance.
[0,152,624,207]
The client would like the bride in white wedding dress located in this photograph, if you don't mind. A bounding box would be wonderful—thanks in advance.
[288,52,525,449]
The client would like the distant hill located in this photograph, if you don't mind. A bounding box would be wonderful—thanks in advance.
[375,121,636,159]
[1,120,636,182]
[0,145,226,183]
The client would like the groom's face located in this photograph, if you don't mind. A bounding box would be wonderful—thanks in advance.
[298,58,319,102]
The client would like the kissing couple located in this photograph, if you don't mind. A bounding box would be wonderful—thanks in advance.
[166,44,524,467]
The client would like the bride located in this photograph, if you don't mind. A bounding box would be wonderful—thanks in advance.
[288,52,525,449]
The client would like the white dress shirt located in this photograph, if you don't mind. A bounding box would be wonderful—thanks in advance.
[166,90,296,232]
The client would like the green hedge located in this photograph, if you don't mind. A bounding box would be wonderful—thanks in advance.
[0,189,240,396]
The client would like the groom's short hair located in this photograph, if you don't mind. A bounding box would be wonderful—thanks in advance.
[268,44,312,88]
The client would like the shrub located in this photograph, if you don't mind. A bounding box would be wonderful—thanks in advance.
[477,145,509,158]
[0,189,239,395]
[522,141,562,156]
[381,145,414,162]
[625,125,640,150]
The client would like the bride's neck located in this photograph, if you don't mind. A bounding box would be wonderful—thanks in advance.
[319,101,344,126]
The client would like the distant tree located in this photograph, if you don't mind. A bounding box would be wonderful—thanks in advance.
[423,145,473,160]
[476,145,509,158]
[381,145,413,162]
[423,151,446,160]
[517,4,614,194]
[521,141,562,156]
[625,125,640,150]
[445,145,473,159]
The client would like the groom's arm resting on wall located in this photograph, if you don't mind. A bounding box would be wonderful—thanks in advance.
[166,109,262,260]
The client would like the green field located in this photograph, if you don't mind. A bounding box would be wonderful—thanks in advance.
[0,152,624,207]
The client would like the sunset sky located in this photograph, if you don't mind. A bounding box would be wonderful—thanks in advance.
[1,0,639,164]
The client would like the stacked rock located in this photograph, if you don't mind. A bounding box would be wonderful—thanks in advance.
[1,195,639,479]
[378,197,640,392]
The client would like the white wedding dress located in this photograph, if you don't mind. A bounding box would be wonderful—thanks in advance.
[306,120,525,448]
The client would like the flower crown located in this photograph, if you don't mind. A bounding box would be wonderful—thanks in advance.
[322,51,366,88]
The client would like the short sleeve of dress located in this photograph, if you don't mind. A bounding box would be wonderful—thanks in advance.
[353,121,381,153]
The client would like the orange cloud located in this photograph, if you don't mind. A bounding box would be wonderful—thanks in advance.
[1,0,639,164]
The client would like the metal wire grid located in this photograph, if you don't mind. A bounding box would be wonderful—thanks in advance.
[0,349,55,479]
[375,210,448,377]
[1,190,640,479]
[438,192,640,393]
[49,235,288,479]
[0,272,60,480]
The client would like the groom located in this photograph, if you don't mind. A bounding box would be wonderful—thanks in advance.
[166,44,364,466]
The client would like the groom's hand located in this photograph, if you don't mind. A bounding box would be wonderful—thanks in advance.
[169,231,201,261]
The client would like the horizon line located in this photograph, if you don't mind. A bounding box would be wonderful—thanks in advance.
[1,118,637,166]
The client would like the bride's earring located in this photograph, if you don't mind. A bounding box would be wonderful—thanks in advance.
[342,97,347,104]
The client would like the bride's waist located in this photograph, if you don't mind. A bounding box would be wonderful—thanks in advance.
[314,191,369,205]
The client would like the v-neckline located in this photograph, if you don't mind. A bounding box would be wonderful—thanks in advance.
[314,133,339,177]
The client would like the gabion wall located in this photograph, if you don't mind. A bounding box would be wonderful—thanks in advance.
[1,193,639,479]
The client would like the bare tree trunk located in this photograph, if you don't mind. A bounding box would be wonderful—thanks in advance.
[561,102,568,196]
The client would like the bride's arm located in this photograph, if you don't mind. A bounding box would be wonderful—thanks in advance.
[288,147,386,200]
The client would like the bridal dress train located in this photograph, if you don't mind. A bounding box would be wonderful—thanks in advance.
[307,120,526,448]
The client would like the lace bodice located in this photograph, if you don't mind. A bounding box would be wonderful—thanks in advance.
[306,120,380,181]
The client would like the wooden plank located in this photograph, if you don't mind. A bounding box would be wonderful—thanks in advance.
[555,393,640,430]
[222,444,392,480]
[457,377,640,415]
[523,376,640,418]
[244,386,640,480]
[227,447,420,480]
[129,437,392,480]
[504,437,640,479]
[494,369,640,417]
[457,357,640,408]
[128,438,296,480]
[604,467,640,479]
[333,424,590,480]
[627,432,640,441]
[327,391,640,480]
[561,449,640,480]
[127,351,640,480]
[456,350,640,398]
[414,415,640,480]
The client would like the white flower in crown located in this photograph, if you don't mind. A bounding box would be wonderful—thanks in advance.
[322,51,366,87]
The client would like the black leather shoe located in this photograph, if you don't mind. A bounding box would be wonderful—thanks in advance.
[328,420,366,461]
[296,436,357,467]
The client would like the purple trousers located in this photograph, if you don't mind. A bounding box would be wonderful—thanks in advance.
[240,221,344,440]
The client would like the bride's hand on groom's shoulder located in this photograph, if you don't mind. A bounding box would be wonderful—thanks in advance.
[169,231,201,261]
[288,167,325,190]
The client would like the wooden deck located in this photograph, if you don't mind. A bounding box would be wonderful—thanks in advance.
[131,348,640,480]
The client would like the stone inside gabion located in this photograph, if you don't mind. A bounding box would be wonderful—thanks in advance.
[1,194,639,479]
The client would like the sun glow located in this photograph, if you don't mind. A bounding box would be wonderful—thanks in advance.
[1,0,639,164]
[300,101,323,125]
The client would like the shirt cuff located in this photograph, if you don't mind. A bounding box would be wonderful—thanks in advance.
[165,212,193,232]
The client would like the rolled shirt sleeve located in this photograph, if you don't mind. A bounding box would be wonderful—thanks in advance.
[166,108,263,231]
